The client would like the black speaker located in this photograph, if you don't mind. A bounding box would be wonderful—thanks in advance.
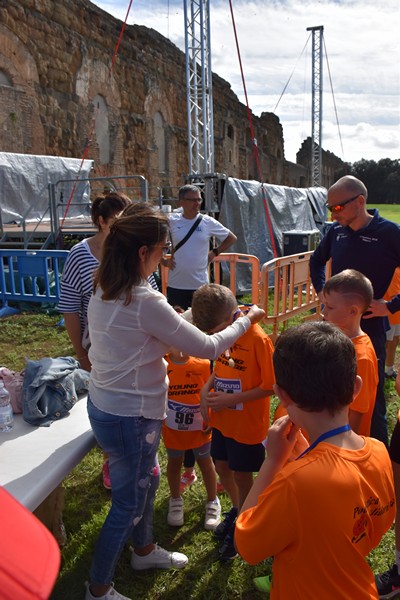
[282,230,320,256]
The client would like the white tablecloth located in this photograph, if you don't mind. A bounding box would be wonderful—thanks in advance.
[0,396,95,510]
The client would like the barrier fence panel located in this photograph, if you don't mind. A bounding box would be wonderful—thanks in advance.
[160,252,260,304]
[212,253,260,303]
[0,249,69,317]
[260,251,331,340]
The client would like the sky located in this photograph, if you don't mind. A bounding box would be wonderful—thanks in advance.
[93,0,400,165]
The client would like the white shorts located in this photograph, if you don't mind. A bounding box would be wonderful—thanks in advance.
[387,324,400,341]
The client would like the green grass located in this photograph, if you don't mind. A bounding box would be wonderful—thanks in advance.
[1,292,400,598]
[369,204,400,224]
[0,201,399,598]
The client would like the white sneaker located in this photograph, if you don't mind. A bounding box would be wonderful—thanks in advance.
[167,496,184,527]
[130,544,188,570]
[85,581,132,600]
[204,497,221,531]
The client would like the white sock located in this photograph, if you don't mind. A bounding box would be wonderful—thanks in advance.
[386,366,394,375]
[395,548,400,572]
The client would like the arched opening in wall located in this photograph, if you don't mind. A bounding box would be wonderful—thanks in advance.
[92,94,110,164]
[277,147,282,159]
[226,124,234,140]
[0,70,12,87]
[154,111,167,173]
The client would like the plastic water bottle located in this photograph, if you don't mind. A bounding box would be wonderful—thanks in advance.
[0,381,14,432]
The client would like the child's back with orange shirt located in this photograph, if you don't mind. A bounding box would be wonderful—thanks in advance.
[274,270,378,436]
[235,321,394,599]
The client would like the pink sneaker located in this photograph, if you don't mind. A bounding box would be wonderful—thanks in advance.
[179,469,198,494]
[216,479,225,494]
[102,460,111,490]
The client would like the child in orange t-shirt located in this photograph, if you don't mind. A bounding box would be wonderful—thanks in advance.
[235,321,394,600]
[273,270,378,437]
[191,284,275,561]
[322,269,378,436]
[384,267,400,379]
[162,348,221,531]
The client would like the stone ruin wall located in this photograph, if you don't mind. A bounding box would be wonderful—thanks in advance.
[0,0,316,201]
[297,137,349,190]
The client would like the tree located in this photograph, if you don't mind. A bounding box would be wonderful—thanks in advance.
[350,158,400,204]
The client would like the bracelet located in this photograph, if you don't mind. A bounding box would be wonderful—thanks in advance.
[213,247,219,256]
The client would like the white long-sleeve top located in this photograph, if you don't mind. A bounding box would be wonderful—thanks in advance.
[88,281,251,419]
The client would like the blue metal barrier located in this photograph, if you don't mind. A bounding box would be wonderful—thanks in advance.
[0,250,69,318]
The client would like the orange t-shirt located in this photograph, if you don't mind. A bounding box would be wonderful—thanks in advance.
[209,324,275,444]
[235,437,395,600]
[162,355,211,451]
[350,334,378,436]
[384,267,400,325]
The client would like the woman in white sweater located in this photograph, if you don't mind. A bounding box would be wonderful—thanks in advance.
[85,202,264,600]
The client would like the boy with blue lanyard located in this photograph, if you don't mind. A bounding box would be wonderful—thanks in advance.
[235,321,395,600]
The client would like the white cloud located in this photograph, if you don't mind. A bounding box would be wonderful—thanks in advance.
[93,0,400,164]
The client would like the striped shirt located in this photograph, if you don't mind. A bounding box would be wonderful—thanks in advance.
[58,238,159,336]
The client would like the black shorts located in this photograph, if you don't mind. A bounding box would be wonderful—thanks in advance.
[167,287,196,311]
[211,427,265,473]
[389,415,400,465]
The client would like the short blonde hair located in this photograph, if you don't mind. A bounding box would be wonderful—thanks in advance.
[191,284,237,332]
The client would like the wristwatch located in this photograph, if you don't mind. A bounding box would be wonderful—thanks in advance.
[212,247,219,256]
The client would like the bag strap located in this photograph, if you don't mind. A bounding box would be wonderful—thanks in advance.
[173,214,203,253]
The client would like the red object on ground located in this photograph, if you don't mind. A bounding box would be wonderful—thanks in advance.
[0,486,60,600]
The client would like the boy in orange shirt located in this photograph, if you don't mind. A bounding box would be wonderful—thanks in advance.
[273,269,378,437]
[235,321,395,599]
[322,269,378,435]
[191,284,275,561]
[384,267,400,379]
[162,346,221,531]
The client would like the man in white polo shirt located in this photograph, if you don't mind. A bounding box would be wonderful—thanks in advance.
[164,184,237,310]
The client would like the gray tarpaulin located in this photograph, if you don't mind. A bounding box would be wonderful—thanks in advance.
[219,177,327,292]
[0,152,93,223]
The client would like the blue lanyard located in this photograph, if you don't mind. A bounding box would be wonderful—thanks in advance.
[295,424,351,460]
[232,303,254,322]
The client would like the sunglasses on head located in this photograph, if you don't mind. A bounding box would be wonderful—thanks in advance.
[326,194,360,213]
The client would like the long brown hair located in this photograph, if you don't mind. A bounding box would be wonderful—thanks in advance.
[94,203,169,304]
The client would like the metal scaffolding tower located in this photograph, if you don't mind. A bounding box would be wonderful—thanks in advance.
[184,0,214,176]
[307,25,323,187]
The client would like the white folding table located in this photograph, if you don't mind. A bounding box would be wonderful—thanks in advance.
[0,396,96,510]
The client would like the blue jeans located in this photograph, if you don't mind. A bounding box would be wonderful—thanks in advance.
[87,396,162,585]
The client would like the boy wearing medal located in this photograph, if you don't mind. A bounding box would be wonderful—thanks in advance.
[191,284,275,561]
[235,322,394,599]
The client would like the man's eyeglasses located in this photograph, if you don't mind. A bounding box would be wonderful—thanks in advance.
[326,194,360,213]
[183,196,202,202]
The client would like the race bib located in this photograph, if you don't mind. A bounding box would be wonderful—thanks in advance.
[165,399,204,431]
[214,376,243,410]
